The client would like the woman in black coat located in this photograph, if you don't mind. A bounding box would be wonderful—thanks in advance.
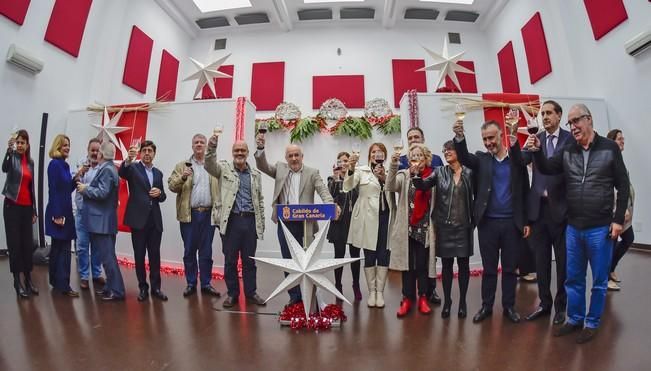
[413,140,474,318]
[2,130,38,298]
[327,151,360,302]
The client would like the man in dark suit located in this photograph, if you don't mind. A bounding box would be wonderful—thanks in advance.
[77,142,125,301]
[119,140,168,302]
[523,100,572,325]
[397,126,444,305]
[453,119,530,323]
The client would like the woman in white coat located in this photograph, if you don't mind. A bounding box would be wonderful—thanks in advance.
[344,143,395,308]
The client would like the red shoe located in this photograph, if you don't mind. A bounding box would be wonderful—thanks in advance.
[418,295,432,315]
[397,298,412,318]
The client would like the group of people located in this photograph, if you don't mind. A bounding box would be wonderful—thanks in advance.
[2,100,634,345]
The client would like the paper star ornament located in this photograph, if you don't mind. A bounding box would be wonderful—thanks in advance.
[252,221,361,318]
[183,54,232,99]
[417,37,475,92]
[92,108,129,147]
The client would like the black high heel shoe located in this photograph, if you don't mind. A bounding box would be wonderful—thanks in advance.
[458,302,467,318]
[24,274,39,295]
[441,301,452,318]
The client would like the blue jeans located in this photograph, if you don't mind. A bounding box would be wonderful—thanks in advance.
[180,210,215,287]
[75,212,102,280]
[566,225,613,329]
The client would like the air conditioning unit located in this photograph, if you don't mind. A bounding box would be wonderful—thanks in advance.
[6,44,44,74]
[624,30,651,57]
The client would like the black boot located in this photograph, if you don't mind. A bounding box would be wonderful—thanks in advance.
[441,300,452,318]
[14,274,29,299]
[24,272,39,295]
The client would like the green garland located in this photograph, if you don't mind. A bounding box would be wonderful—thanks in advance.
[374,115,401,136]
[333,117,373,139]
[290,118,320,143]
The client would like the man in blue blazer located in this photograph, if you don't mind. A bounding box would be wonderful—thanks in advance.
[119,140,168,302]
[77,142,125,301]
[522,100,573,325]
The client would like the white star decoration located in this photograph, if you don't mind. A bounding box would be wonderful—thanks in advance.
[252,221,362,318]
[92,107,129,147]
[183,54,232,99]
[417,37,475,92]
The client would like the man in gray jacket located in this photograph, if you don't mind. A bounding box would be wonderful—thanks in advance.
[205,136,266,308]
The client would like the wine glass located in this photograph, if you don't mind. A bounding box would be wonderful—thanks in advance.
[374,151,385,166]
[214,123,224,137]
[392,139,404,155]
[409,152,423,167]
[455,104,466,121]
[505,106,520,135]
[258,122,268,135]
[526,118,540,135]
[351,141,361,158]
[10,125,18,151]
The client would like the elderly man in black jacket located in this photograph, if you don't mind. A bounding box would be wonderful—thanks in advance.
[453,119,530,324]
[526,103,629,344]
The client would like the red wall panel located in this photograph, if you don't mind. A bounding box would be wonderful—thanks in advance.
[251,62,285,111]
[156,50,179,102]
[521,12,552,84]
[583,0,628,40]
[201,65,234,99]
[313,75,365,109]
[0,0,30,25]
[122,26,154,94]
[391,59,427,108]
[497,41,520,94]
[444,60,478,93]
[44,0,92,57]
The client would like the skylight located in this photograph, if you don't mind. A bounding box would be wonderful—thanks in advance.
[419,0,475,5]
[192,0,252,13]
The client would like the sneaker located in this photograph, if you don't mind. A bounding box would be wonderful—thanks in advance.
[609,272,621,283]
[576,327,598,344]
[607,280,621,291]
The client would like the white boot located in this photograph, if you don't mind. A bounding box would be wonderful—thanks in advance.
[364,267,377,307]
[375,266,388,308]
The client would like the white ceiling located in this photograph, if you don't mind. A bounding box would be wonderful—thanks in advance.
[155,0,509,38]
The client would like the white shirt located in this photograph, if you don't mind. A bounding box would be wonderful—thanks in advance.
[282,166,302,204]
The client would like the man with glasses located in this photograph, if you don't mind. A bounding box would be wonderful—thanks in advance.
[522,100,573,325]
[525,103,629,344]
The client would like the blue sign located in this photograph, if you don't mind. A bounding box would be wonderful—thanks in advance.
[276,204,336,221]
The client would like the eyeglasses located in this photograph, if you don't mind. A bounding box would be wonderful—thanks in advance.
[566,114,590,128]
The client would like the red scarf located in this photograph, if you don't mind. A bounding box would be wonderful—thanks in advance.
[410,166,432,226]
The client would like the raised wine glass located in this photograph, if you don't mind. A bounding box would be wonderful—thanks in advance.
[374,151,385,166]
[455,104,466,121]
[526,118,540,135]
[258,122,268,134]
[506,106,520,135]
[351,141,361,159]
[393,139,404,155]
[213,123,224,137]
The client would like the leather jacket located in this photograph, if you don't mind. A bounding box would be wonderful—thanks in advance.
[2,149,37,214]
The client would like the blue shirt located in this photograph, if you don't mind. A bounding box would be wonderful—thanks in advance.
[398,154,444,170]
[485,155,513,218]
[144,163,154,187]
[232,165,253,213]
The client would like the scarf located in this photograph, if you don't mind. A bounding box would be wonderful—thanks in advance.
[410,166,432,226]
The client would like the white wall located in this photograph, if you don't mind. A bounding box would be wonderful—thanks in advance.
[484,0,651,242]
[183,24,498,116]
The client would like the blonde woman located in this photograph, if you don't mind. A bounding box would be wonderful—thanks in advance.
[45,134,82,297]
[387,143,437,317]
[345,143,395,308]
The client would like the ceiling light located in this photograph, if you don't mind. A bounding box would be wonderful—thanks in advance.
[192,0,252,13]
[304,0,365,4]
[419,0,475,5]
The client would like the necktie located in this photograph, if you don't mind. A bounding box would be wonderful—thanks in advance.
[546,135,556,158]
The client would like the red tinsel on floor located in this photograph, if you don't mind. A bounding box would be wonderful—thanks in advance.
[116,257,225,280]
[279,302,347,331]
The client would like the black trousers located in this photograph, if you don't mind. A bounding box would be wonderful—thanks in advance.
[477,218,520,309]
[131,216,162,291]
[333,240,360,288]
[611,227,634,273]
[401,237,429,300]
[363,211,391,267]
[530,201,567,312]
[221,213,258,299]
[518,238,536,275]
[3,201,33,274]
[277,221,304,302]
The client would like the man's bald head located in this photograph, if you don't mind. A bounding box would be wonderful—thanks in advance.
[285,144,304,171]
[232,140,249,169]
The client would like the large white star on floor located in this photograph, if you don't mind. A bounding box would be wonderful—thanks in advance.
[92,107,129,147]
[417,37,475,92]
[183,54,232,99]
[252,221,361,318]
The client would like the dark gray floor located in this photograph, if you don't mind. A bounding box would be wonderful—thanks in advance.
[0,250,649,371]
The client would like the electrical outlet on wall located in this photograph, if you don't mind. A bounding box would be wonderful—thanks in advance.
[634,222,642,233]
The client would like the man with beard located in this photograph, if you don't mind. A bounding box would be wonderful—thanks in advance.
[119,140,168,302]
[526,103,629,344]
[522,100,573,325]
[73,138,105,289]
[453,119,530,324]
[204,137,266,308]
